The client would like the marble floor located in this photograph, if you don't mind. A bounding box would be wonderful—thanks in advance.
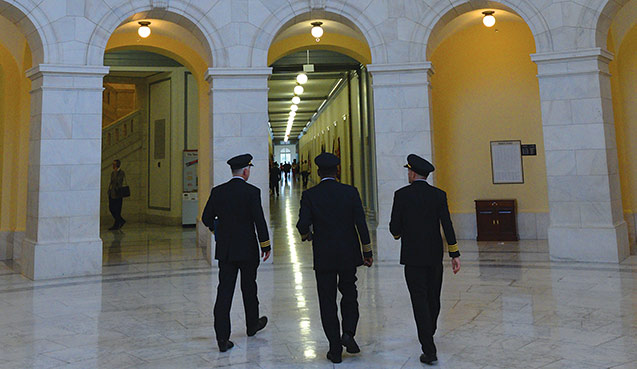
[1,179,637,368]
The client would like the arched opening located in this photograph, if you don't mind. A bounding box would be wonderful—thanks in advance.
[0,2,42,267]
[266,14,377,214]
[607,0,637,254]
[98,14,212,265]
[429,8,549,242]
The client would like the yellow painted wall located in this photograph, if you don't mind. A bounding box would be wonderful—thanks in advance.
[299,77,364,190]
[268,33,372,66]
[0,42,31,232]
[609,25,637,215]
[430,19,548,214]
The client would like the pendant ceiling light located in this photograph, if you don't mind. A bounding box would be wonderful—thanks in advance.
[296,73,308,84]
[311,21,324,42]
[294,85,304,95]
[138,21,151,38]
[482,11,496,27]
[290,104,299,112]
[292,96,301,105]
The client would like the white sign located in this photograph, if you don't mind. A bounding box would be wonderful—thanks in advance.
[490,141,524,184]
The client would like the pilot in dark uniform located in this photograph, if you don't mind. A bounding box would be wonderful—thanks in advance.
[389,154,461,365]
[296,152,373,364]
[202,153,271,352]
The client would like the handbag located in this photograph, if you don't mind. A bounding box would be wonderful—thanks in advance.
[119,173,131,198]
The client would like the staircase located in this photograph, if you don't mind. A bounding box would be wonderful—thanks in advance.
[102,110,142,169]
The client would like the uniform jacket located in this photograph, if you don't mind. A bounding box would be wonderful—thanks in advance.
[296,179,372,271]
[269,166,281,182]
[202,178,271,262]
[108,170,126,199]
[389,180,459,266]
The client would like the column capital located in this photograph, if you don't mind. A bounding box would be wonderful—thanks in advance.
[26,64,110,81]
[205,67,273,82]
[367,62,433,75]
[531,48,614,78]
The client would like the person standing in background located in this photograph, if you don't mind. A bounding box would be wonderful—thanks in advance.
[107,159,126,230]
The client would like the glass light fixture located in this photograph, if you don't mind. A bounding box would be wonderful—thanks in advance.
[296,73,308,84]
[138,21,151,38]
[294,85,304,95]
[289,111,296,117]
[311,21,324,42]
[292,96,301,105]
[482,11,496,27]
[291,104,298,112]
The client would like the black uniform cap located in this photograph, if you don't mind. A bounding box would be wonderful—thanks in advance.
[314,152,340,170]
[227,153,254,170]
[404,154,435,176]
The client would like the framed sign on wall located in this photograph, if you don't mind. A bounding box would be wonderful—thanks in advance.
[490,140,524,184]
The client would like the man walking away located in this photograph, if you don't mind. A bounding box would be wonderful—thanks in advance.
[297,152,373,364]
[389,154,461,365]
[202,153,271,352]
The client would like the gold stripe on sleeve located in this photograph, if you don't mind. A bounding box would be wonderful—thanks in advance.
[362,243,372,253]
[301,233,310,239]
[393,234,400,240]
[260,240,271,248]
[448,243,459,253]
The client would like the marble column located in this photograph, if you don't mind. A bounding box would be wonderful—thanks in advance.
[21,64,109,279]
[367,63,434,261]
[203,67,273,264]
[531,49,630,263]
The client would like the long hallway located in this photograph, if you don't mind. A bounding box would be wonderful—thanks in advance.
[1,178,637,368]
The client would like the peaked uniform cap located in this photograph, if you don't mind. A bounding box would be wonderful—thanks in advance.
[227,154,254,170]
[404,154,434,176]
[314,152,340,169]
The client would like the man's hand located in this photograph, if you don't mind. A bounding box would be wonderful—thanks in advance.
[363,257,373,267]
[262,249,271,262]
[302,232,313,242]
[451,257,460,274]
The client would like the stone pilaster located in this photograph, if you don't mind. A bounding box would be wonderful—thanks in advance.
[21,64,109,279]
[204,67,273,264]
[532,49,630,262]
[367,63,434,261]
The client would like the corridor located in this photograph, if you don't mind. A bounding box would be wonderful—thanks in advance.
[0,178,636,368]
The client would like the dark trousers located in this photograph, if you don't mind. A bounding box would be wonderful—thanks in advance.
[405,264,443,355]
[301,172,309,187]
[108,197,124,225]
[214,260,259,342]
[315,268,359,354]
[270,180,279,195]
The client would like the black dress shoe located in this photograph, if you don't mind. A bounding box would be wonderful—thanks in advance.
[341,332,360,353]
[247,316,268,336]
[326,351,342,363]
[420,353,437,365]
[218,340,234,352]
[118,219,126,229]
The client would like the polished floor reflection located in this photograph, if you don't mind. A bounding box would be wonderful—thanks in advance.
[1,179,636,368]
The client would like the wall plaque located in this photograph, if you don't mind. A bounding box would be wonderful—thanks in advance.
[490,140,524,184]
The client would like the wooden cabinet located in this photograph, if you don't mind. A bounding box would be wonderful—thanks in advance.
[475,200,519,241]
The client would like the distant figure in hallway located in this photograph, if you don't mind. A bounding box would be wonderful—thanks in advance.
[202,153,271,352]
[107,159,127,230]
[389,154,461,366]
[270,161,281,196]
[292,159,299,181]
[301,159,310,188]
[297,152,373,364]
[283,162,292,184]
